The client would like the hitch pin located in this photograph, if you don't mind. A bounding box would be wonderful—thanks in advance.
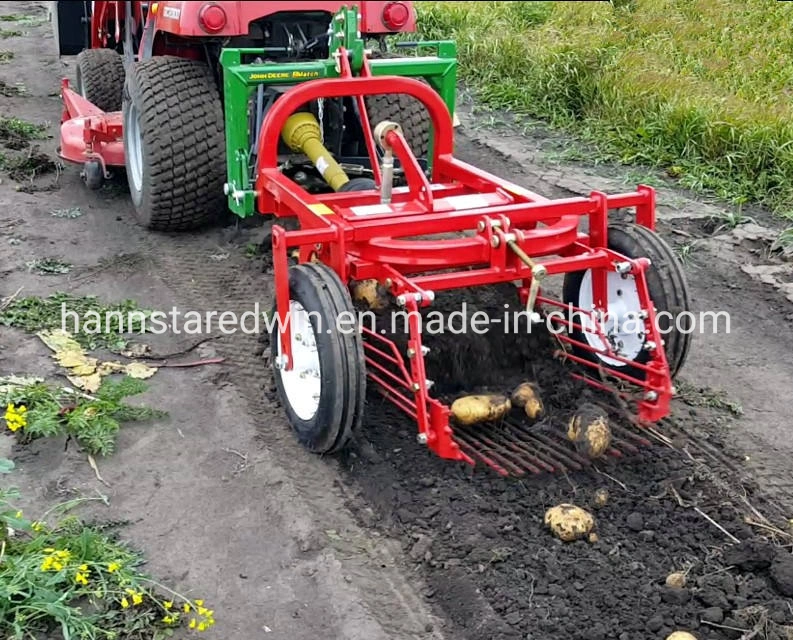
[507,239,547,324]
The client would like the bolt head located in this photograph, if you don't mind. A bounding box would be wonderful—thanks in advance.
[417,433,428,445]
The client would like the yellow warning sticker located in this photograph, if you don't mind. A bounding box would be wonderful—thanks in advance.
[308,203,334,216]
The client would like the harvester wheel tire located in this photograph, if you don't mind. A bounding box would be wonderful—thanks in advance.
[365,52,430,159]
[271,263,365,454]
[562,223,691,380]
[122,56,226,231]
[75,48,124,112]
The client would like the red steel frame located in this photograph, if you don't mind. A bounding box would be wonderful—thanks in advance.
[58,79,124,174]
[256,49,672,468]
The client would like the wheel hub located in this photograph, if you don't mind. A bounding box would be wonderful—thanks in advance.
[577,269,645,366]
[124,102,144,194]
[275,301,322,421]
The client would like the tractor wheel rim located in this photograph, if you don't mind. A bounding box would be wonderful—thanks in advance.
[125,102,144,193]
[576,269,645,366]
[276,300,322,421]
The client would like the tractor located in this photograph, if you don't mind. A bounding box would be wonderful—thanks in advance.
[53,1,692,477]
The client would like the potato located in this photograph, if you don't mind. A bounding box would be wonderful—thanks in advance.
[665,572,687,589]
[451,395,511,426]
[665,633,697,640]
[593,488,609,508]
[351,279,389,311]
[510,382,544,421]
[567,403,612,459]
[544,504,595,542]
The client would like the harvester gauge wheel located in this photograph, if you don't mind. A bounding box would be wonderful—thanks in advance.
[82,160,103,190]
[271,263,365,455]
[562,223,691,380]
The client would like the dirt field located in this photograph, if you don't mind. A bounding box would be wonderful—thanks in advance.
[1,2,792,640]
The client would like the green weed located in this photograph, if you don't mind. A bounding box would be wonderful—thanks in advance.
[0,458,215,639]
[0,292,153,351]
[2,375,166,456]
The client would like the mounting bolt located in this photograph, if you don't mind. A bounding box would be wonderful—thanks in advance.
[477,220,486,232]
[223,183,230,195]
[644,341,657,351]
[414,293,423,302]
[407,348,416,358]
[645,391,658,402]
[412,382,420,392]
[426,290,435,302]
[638,310,648,320]
[615,261,632,275]
[396,295,406,306]
[274,355,289,370]
[421,345,430,356]
[491,236,500,249]
[426,380,435,389]
[417,433,428,445]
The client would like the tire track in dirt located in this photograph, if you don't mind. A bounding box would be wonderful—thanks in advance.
[139,228,447,639]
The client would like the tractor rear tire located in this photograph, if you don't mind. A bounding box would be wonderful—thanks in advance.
[122,56,226,231]
[271,263,366,454]
[365,52,430,159]
[75,49,124,112]
[562,222,692,380]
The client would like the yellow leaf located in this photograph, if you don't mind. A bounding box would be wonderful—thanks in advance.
[97,362,125,376]
[67,373,102,393]
[124,362,157,379]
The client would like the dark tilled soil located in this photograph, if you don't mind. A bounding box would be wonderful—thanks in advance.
[335,284,793,640]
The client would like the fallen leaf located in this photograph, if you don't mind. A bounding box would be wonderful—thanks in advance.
[124,362,157,379]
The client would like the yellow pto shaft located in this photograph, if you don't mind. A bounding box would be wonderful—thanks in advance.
[281,113,350,191]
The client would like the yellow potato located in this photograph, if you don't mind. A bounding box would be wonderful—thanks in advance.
[544,504,595,542]
[351,279,389,311]
[510,382,544,421]
[665,572,687,589]
[450,395,511,426]
[593,488,609,508]
[665,633,697,640]
[567,404,612,459]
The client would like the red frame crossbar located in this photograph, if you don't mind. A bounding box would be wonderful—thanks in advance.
[261,48,668,468]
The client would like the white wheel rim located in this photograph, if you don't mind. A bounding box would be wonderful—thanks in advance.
[276,301,322,421]
[125,102,144,193]
[576,270,645,367]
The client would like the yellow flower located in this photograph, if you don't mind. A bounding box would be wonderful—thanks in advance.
[107,562,120,573]
[195,600,203,606]
[120,597,129,609]
[189,619,196,629]
[184,603,191,613]
[132,592,143,606]
[163,601,173,610]
[163,615,175,624]
[75,572,88,586]
[198,622,207,632]
[31,521,44,532]
[4,404,28,432]
[14,510,22,518]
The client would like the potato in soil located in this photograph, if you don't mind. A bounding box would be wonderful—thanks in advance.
[544,503,595,542]
[451,394,511,426]
[567,403,612,458]
[510,381,544,420]
[665,571,687,588]
[666,633,697,640]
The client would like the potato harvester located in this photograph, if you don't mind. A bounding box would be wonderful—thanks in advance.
[54,1,692,476]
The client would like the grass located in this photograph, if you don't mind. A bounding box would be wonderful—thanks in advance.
[415,0,793,219]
